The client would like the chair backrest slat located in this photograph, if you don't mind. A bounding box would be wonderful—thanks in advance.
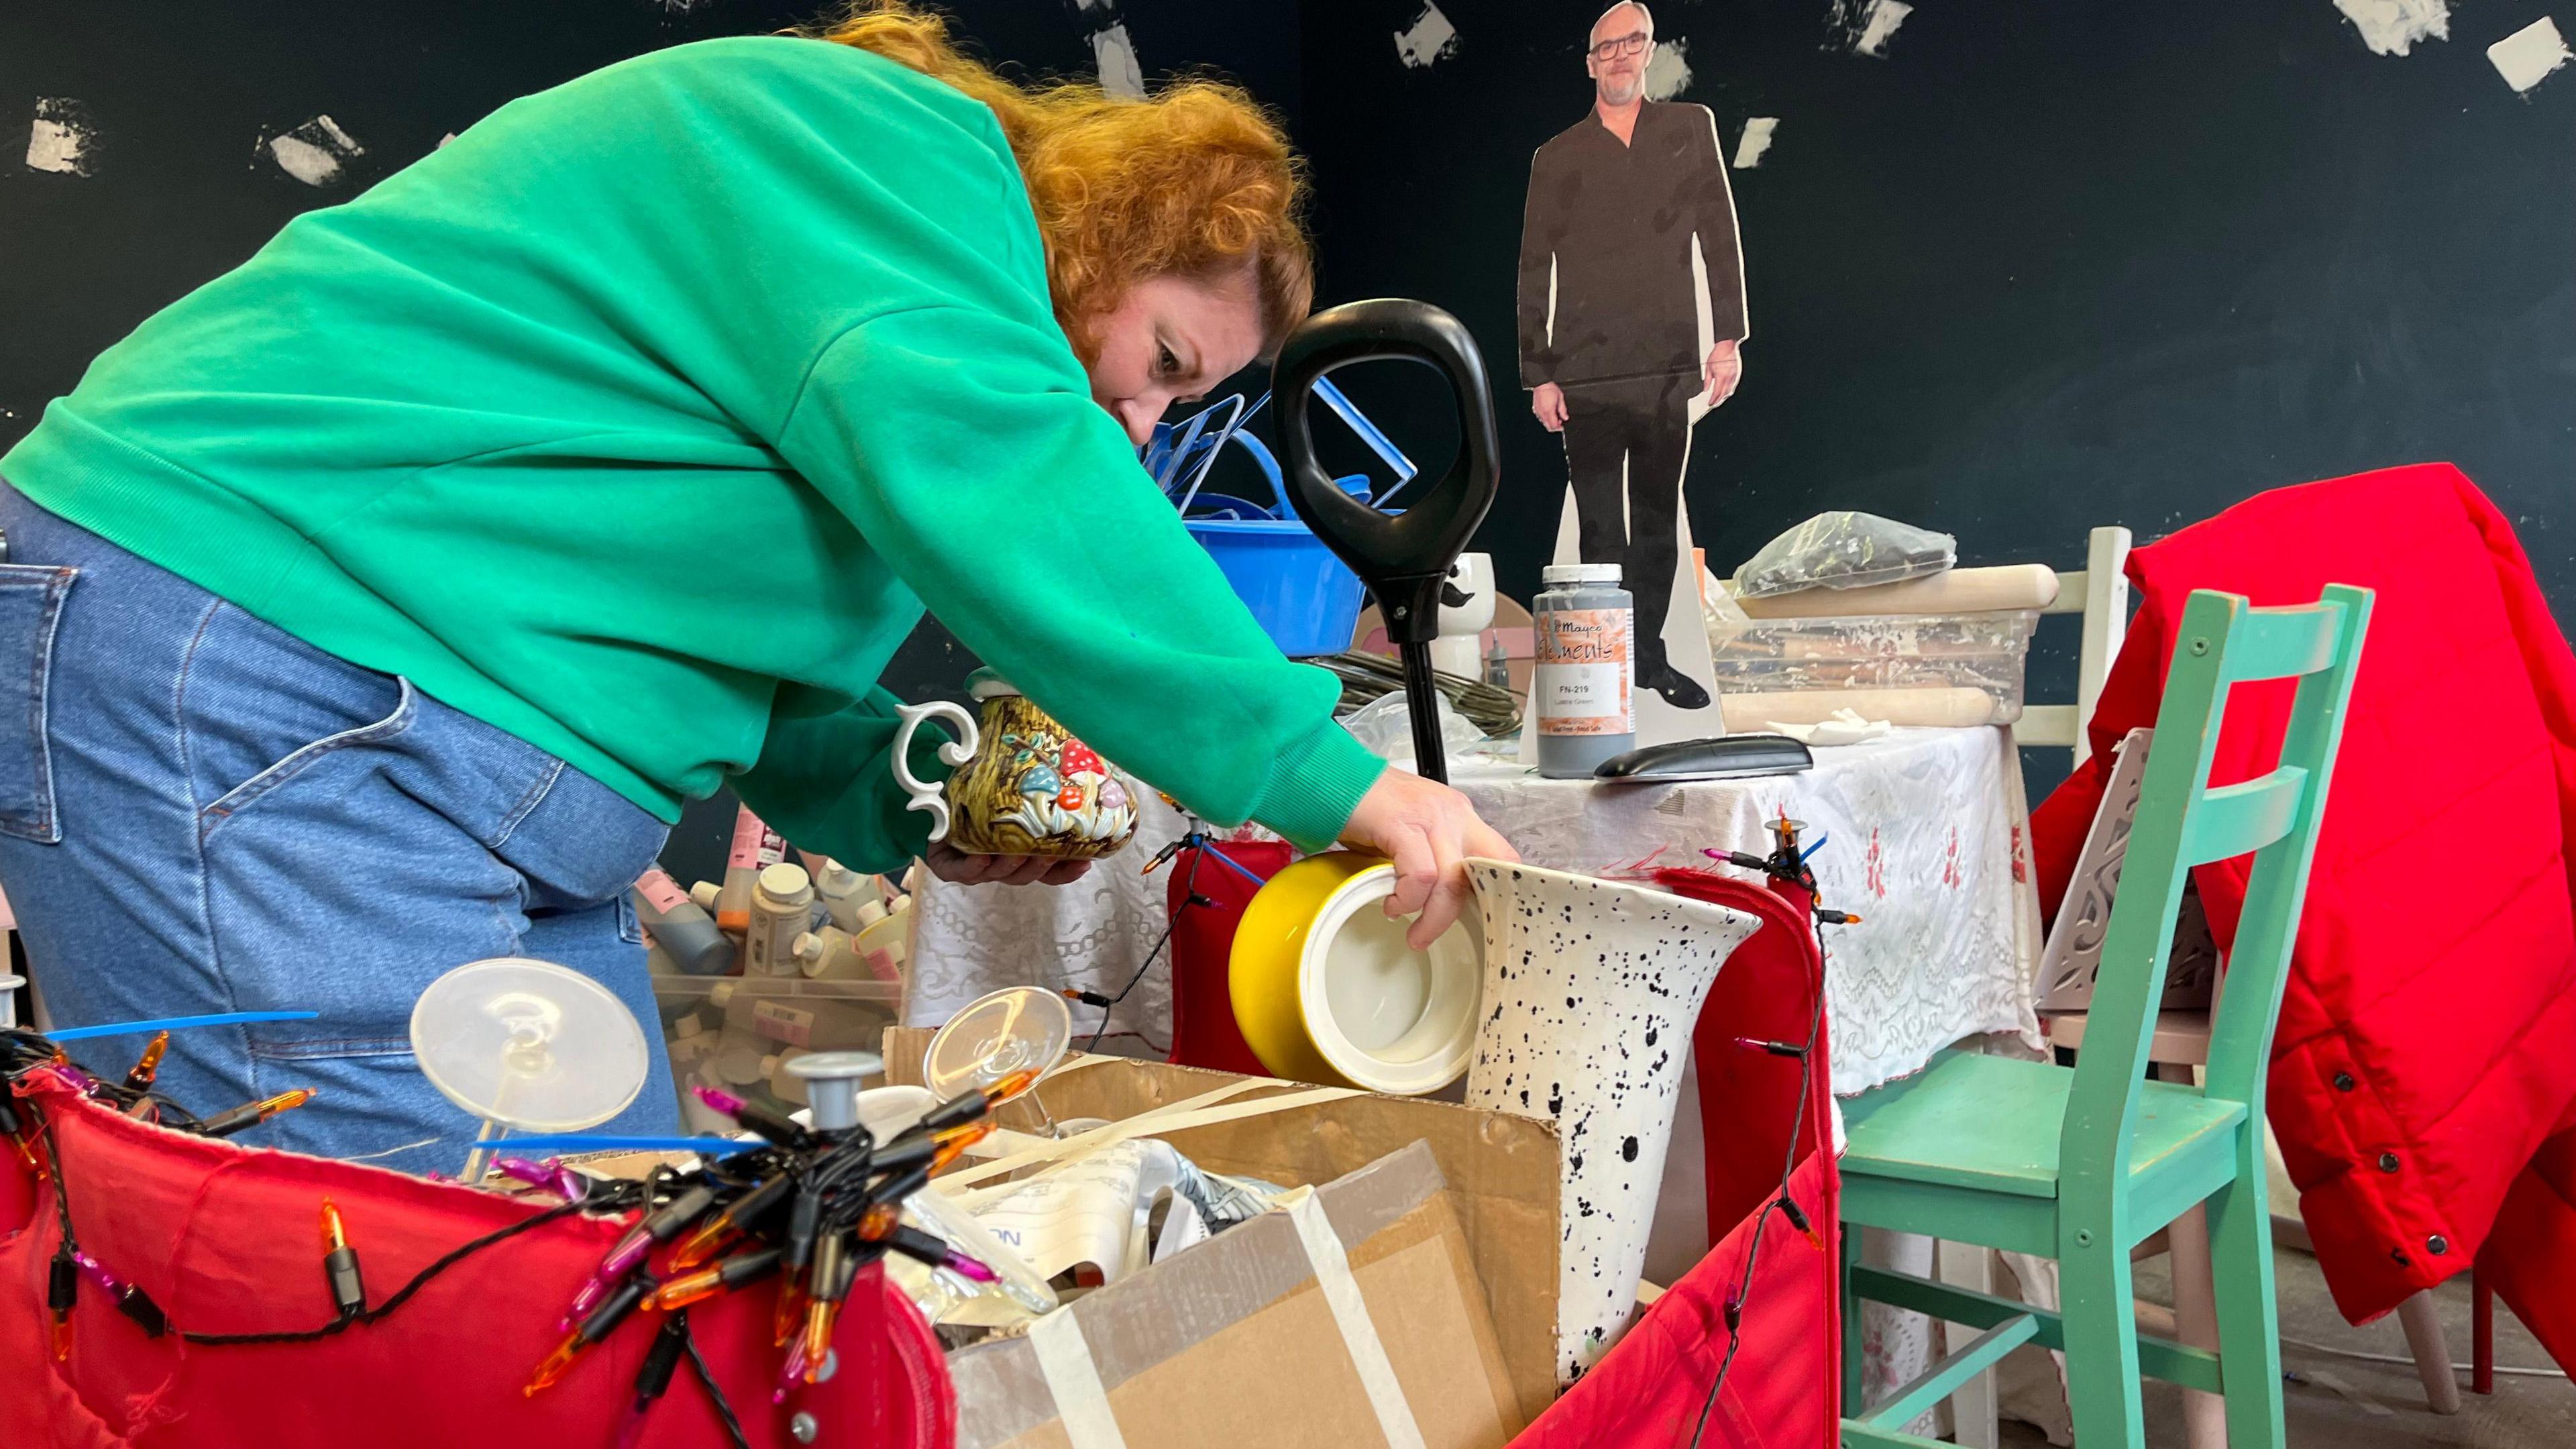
[2057,584,2372,1216]
[2179,766,2310,867]
[2217,602,2343,684]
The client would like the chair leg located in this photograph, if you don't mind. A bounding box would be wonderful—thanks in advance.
[2057,1218,2147,1448]
[2394,1291,2461,1414]
[2203,1154,2286,1449]
[2157,1063,2226,1449]
[1935,1240,2000,1449]
[2168,1199,2229,1449]
[1843,1226,1866,1416]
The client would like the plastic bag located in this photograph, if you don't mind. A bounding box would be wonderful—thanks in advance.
[1342,688,1484,773]
[1730,511,1955,598]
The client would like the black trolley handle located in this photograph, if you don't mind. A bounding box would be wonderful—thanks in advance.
[1270,299,1502,782]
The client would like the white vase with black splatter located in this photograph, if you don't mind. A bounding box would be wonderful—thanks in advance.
[1464,857,1760,1385]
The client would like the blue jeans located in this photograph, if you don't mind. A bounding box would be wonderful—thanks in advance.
[0,484,678,1171]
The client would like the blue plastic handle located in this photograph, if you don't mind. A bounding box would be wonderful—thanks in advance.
[1192,845,1271,890]
[1311,376,1421,503]
[479,1135,763,1156]
[49,1010,321,1042]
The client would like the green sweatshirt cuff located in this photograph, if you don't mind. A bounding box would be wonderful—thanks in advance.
[1246,719,1388,854]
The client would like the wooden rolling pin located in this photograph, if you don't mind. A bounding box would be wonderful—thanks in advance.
[1731,564,2059,619]
[1719,686,2000,731]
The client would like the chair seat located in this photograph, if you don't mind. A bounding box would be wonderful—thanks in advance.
[1841,1050,2247,1199]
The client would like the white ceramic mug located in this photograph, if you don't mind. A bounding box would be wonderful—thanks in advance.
[890,700,980,843]
[1430,551,1498,679]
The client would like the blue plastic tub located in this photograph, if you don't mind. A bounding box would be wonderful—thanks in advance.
[1188,513,1366,659]
[1172,431,1369,659]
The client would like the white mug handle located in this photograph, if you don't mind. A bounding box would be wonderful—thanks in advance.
[892,701,979,844]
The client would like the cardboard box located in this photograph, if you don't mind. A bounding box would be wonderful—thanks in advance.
[947,1141,1522,1449]
[882,1028,1560,1424]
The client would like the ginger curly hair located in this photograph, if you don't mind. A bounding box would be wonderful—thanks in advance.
[809,2,1314,363]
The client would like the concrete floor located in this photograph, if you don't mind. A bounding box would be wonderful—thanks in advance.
[1996,1246,2572,1447]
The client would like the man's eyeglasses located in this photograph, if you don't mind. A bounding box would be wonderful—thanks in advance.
[1590,32,1651,60]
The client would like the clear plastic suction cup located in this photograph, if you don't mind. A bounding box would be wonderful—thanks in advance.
[409,957,649,1180]
[922,985,1071,1106]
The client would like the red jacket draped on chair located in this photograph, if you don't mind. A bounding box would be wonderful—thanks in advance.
[2032,465,2576,1371]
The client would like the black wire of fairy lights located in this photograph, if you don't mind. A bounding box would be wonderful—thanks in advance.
[680,1311,755,1449]
[1683,906,1836,1449]
[1073,836,1212,1053]
[21,1077,641,1345]
[4,1043,749,1443]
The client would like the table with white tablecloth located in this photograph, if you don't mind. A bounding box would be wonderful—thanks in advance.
[910,726,2040,1087]
[906,725,2045,1417]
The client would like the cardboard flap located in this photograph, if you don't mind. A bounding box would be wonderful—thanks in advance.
[890,1030,1560,1426]
[949,1142,1521,1449]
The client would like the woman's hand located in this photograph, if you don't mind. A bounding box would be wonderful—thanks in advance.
[1338,769,1520,949]
[922,841,1093,887]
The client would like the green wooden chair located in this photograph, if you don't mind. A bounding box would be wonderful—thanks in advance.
[1837,584,2372,1449]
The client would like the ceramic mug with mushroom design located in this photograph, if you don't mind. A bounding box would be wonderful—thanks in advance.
[891,672,1140,860]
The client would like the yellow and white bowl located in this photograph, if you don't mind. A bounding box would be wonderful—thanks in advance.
[1229,851,1483,1095]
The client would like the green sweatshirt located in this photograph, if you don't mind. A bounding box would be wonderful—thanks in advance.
[1,37,1385,871]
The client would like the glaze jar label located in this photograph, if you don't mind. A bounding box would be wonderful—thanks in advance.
[1535,608,1634,735]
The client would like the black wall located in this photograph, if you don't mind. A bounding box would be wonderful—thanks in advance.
[9,2,2573,872]
[1301,0,2575,797]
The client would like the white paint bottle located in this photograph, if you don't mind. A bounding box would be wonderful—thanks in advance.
[791,926,862,981]
[745,862,815,977]
[810,858,876,935]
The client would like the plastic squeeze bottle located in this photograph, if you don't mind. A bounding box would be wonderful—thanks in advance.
[1533,562,1637,779]
[714,805,786,933]
[745,863,816,977]
[790,926,863,981]
[632,868,735,977]
[810,859,876,935]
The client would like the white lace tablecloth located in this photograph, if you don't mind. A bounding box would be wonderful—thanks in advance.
[908,726,2044,1421]
[906,803,1202,1050]
[910,727,2039,1084]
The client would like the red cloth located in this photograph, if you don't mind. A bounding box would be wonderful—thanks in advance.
[2029,464,2576,1367]
[1163,839,1293,1077]
[3,1071,953,1448]
[1513,872,1841,1448]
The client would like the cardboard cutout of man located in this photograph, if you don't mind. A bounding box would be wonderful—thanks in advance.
[1517,1,1744,712]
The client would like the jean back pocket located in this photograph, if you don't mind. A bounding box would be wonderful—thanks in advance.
[0,564,76,843]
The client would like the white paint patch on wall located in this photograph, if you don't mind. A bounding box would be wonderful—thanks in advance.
[268,114,365,187]
[1856,0,1913,56]
[1829,0,1913,58]
[1092,23,1146,100]
[1733,116,1780,168]
[2489,16,2573,91]
[1643,37,1693,99]
[2334,0,2451,56]
[25,98,97,176]
[1394,3,1460,68]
